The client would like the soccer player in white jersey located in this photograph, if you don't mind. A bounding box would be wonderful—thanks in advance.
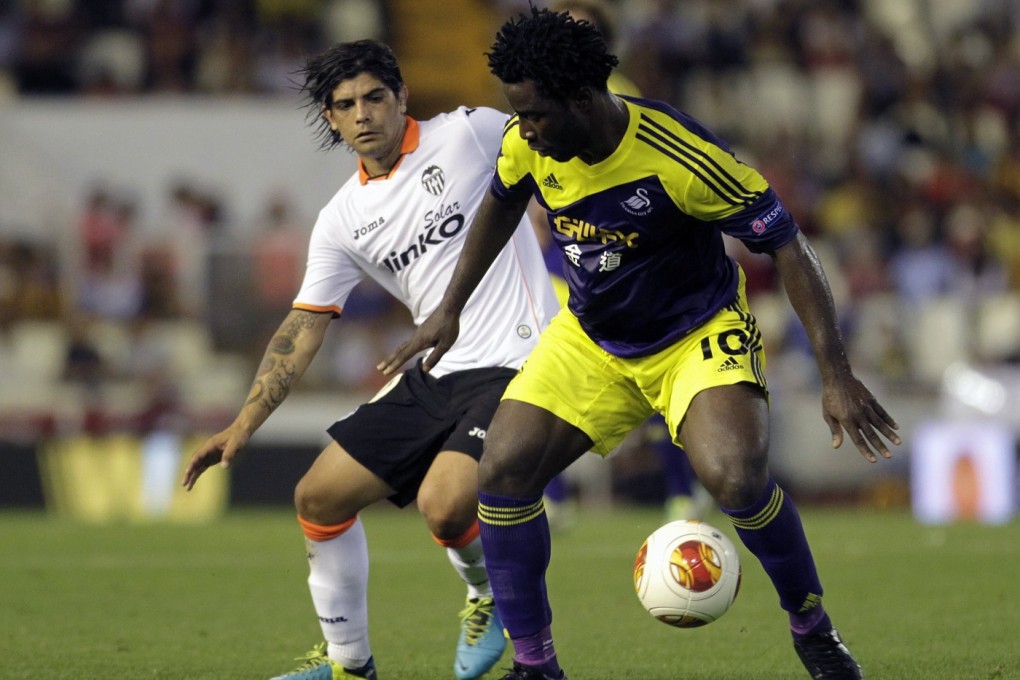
[182,39,558,680]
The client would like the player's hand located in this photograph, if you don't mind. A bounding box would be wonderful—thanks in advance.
[378,306,460,375]
[181,425,250,490]
[820,375,901,463]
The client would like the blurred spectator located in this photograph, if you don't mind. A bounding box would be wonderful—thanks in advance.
[194,13,254,93]
[75,186,134,271]
[321,0,388,44]
[987,195,1020,291]
[815,162,883,240]
[77,26,145,94]
[138,244,183,318]
[838,228,891,301]
[140,0,199,92]
[77,248,143,320]
[856,30,910,119]
[888,203,954,306]
[60,312,109,433]
[795,1,862,161]
[618,0,695,104]
[151,180,225,317]
[879,199,1005,384]
[121,312,184,435]
[944,202,1008,304]
[251,19,309,94]
[250,192,307,344]
[74,187,143,320]
[2,240,62,319]
[11,0,81,93]
[61,313,105,390]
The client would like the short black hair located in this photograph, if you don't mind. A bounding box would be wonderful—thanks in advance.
[487,5,618,102]
[299,39,404,149]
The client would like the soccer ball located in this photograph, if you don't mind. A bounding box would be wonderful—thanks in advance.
[633,520,741,628]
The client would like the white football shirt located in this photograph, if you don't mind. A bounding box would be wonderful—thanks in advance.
[294,106,558,377]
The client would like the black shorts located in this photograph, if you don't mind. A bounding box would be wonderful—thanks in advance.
[327,362,517,508]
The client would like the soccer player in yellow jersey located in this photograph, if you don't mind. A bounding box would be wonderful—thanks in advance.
[538,0,714,528]
[381,7,900,680]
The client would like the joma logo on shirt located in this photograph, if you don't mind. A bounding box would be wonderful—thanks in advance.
[382,213,466,273]
[353,216,385,240]
[554,215,639,247]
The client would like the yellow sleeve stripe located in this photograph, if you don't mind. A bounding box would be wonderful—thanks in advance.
[636,113,763,207]
[478,498,546,526]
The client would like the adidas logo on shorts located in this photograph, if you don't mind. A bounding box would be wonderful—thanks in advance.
[717,356,741,372]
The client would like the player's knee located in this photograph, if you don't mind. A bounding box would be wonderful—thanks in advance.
[422,512,474,542]
[293,477,316,519]
[418,489,476,539]
[478,443,546,496]
[709,463,769,509]
[477,444,512,492]
[294,475,341,525]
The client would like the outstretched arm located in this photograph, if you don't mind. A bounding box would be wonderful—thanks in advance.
[377,190,531,374]
[182,309,332,490]
[771,232,901,462]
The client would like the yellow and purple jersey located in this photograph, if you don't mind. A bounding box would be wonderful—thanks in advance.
[491,95,798,358]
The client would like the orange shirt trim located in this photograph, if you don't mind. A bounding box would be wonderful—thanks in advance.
[358,116,421,185]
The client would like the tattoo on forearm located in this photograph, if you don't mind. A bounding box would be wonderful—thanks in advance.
[282,311,319,336]
[245,382,265,406]
[268,335,296,356]
[244,360,297,412]
[243,311,318,413]
[256,356,276,377]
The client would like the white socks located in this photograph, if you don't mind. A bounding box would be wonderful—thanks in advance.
[446,535,493,600]
[305,517,372,669]
[305,520,491,670]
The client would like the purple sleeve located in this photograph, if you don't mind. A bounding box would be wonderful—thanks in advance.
[488,164,537,203]
[716,189,799,253]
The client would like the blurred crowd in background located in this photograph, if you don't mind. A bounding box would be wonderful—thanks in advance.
[0,0,389,96]
[1,0,1020,444]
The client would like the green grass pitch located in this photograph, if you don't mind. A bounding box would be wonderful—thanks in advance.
[1,505,1017,679]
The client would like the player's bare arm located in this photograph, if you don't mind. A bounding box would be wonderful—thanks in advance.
[182,309,332,490]
[770,232,901,463]
[378,191,530,375]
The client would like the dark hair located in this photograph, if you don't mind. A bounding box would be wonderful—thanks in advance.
[487,5,618,101]
[299,39,404,149]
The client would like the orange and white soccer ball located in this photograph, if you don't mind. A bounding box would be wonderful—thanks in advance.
[633,520,742,628]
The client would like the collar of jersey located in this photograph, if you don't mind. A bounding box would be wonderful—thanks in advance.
[566,99,638,177]
[358,116,420,185]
